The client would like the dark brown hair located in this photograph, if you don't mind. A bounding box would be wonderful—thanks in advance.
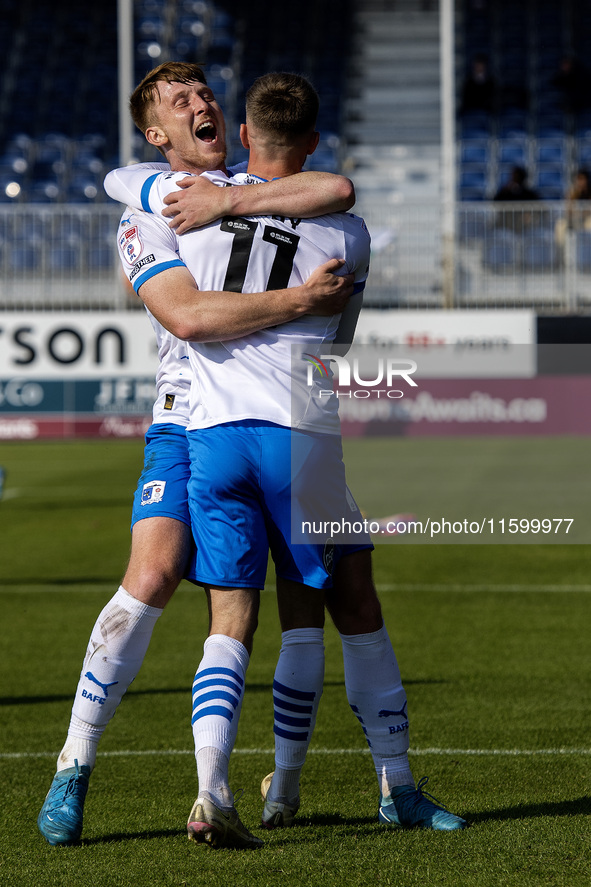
[245,72,319,138]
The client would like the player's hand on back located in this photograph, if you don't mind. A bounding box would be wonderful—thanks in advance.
[162,176,231,233]
[302,258,354,316]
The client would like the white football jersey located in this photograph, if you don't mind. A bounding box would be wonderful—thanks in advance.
[116,207,191,426]
[109,167,370,433]
[108,164,244,428]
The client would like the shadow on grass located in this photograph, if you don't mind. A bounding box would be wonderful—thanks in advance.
[82,820,375,847]
[468,796,591,823]
[2,676,447,706]
[0,687,189,706]
[82,827,185,845]
[53,798,591,847]
[245,679,448,694]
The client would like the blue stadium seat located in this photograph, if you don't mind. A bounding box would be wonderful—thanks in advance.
[482,231,520,272]
[459,166,489,201]
[88,244,116,271]
[536,113,567,137]
[459,139,491,165]
[497,138,529,167]
[27,180,62,203]
[498,111,528,138]
[576,231,591,272]
[535,164,567,199]
[66,176,101,203]
[9,244,42,272]
[575,138,591,167]
[522,228,560,272]
[459,111,492,139]
[457,207,490,242]
[50,246,82,273]
[535,137,567,164]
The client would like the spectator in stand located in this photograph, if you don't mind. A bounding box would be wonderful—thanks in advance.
[555,168,591,249]
[494,166,539,232]
[460,54,497,115]
[552,55,591,115]
[566,168,591,229]
[494,165,539,202]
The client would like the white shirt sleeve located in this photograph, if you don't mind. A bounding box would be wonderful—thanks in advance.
[104,162,198,213]
[116,207,185,293]
[104,164,237,214]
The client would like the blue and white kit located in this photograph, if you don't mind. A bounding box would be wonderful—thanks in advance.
[108,163,373,589]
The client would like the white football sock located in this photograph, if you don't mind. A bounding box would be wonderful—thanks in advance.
[268,628,324,803]
[192,634,249,808]
[57,586,162,772]
[340,625,414,792]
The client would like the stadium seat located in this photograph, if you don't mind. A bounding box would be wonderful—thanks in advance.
[535,137,568,165]
[9,244,42,272]
[522,228,560,272]
[28,180,62,203]
[576,230,591,272]
[50,246,82,273]
[88,244,116,271]
[459,166,488,189]
[497,138,529,167]
[498,111,528,138]
[459,139,490,165]
[575,138,591,167]
[458,111,492,139]
[535,165,567,200]
[482,230,520,272]
[457,207,490,242]
[66,176,101,203]
[536,114,567,138]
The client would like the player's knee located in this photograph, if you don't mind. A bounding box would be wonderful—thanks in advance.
[122,562,183,606]
[326,581,383,635]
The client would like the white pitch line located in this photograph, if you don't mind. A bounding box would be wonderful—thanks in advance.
[2,747,590,761]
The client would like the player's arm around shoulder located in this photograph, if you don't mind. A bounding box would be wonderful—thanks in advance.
[137,258,355,344]
[226,171,355,219]
[104,162,197,213]
[161,171,356,234]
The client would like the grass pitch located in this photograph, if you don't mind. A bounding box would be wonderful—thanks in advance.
[0,438,590,887]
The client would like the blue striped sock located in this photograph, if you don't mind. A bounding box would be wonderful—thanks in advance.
[268,628,324,801]
[192,634,249,803]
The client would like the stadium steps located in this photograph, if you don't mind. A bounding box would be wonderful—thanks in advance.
[344,0,442,201]
[344,1,441,148]
[342,1,443,302]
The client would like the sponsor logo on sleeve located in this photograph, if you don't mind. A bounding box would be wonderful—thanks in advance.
[129,254,156,281]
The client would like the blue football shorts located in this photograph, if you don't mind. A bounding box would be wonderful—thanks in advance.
[130,422,198,582]
[186,420,373,590]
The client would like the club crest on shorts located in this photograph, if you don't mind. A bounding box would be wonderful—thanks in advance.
[323,539,335,574]
[141,479,166,505]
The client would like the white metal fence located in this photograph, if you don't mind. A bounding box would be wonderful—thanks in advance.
[0,206,129,311]
[2,202,591,312]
